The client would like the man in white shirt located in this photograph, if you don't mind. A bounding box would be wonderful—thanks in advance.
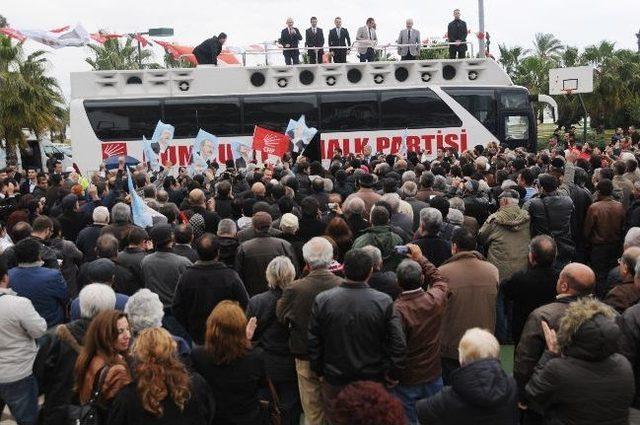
[397,19,421,60]
[0,259,47,425]
[356,17,377,62]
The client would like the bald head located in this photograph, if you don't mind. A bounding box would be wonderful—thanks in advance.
[621,246,640,281]
[252,211,272,232]
[189,189,206,207]
[251,182,266,197]
[557,263,595,296]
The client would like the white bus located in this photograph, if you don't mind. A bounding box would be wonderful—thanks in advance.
[70,58,556,173]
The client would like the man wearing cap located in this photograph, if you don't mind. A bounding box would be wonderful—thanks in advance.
[344,173,381,217]
[76,206,110,263]
[56,194,89,242]
[69,258,128,320]
[235,212,298,296]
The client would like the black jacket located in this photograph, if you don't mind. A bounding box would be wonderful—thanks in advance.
[75,224,104,262]
[617,303,640,408]
[216,236,239,268]
[464,195,493,226]
[279,27,302,49]
[192,36,223,65]
[368,270,401,300]
[527,315,634,424]
[501,265,559,345]
[192,347,265,425]
[308,281,406,385]
[38,318,90,425]
[57,210,89,242]
[106,374,215,425]
[413,234,452,267]
[117,247,146,291]
[247,288,296,382]
[417,358,518,425]
[305,27,324,48]
[215,197,235,219]
[328,27,351,48]
[172,244,199,263]
[627,199,640,231]
[528,192,576,262]
[173,261,249,345]
[447,19,468,42]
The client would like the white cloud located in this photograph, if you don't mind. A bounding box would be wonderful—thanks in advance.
[3,0,639,99]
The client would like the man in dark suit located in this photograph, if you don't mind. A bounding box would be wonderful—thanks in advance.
[328,16,351,63]
[193,32,227,65]
[447,9,468,59]
[305,16,324,64]
[279,17,303,65]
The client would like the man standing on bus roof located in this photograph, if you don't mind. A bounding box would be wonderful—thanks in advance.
[305,17,324,64]
[356,18,378,62]
[328,17,351,63]
[447,9,467,59]
[193,32,227,65]
[279,17,303,65]
[397,19,421,60]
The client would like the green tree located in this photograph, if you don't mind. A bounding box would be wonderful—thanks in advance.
[498,44,529,78]
[0,35,65,153]
[533,33,564,60]
[163,52,195,68]
[582,41,616,68]
[85,35,160,70]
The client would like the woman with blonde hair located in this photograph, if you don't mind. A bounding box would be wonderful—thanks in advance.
[74,310,133,421]
[106,327,214,425]
[247,256,301,425]
[192,300,265,425]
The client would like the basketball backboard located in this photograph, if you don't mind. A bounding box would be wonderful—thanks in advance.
[549,66,594,95]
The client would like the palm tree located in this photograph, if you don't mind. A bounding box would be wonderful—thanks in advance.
[0,35,64,155]
[561,46,582,67]
[163,52,195,68]
[498,44,529,78]
[533,33,564,60]
[85,35,160,70]
[582,41,616,68]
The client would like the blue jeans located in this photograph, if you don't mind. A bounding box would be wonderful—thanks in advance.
[0,374,39,425]
[393,377,443,425]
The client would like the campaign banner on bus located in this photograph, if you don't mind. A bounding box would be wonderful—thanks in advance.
[319,127,469,163]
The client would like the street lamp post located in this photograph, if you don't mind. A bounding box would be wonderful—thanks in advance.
[134,27,174,67]
[478,0,486,57]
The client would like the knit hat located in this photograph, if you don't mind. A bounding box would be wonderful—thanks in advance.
[86,258,116,283]
[150,224,173,247]
[92,206,110,225]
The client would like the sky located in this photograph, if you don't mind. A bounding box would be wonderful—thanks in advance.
[3,0,640,100]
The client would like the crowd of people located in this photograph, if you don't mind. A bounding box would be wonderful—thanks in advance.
[1,125,640,425]
[194,8,469,65]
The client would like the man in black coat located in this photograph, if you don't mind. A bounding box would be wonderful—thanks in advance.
[447,9,468,59]
[328,17,351,63]
[305,17,324,64]
[193,32,227,65]
[172,233,249,345]
[279,18,303,65]
[308,249,406,405]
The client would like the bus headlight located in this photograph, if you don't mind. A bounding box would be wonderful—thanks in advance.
[468,71,479,81]
[277,78,288,88]
[421,72,432,82]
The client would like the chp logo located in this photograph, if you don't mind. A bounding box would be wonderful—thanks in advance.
[262,134,282,154]
[101,142,127,160]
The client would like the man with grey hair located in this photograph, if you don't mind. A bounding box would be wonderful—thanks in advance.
[38,280,117,424]
[76,205,110,263]
[603,246,640,312]
[402,170,417,183]
[416,172,441,202]
[393,243,448,423]
[362,245,401,300]
[402,180,428,231]
[216,218,239,268]
[449,197,479,237]
[413,208,452,267]
[478,189,531,282]
[343,197,369,236]
[101,202,135,249]
[277,237,343,425]
[382,193,413,236]
[606,227,640,289]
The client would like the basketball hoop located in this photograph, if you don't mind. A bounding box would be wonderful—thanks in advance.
[562,88,574,96]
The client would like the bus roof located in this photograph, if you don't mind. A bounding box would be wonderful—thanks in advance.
[70,58,513,100]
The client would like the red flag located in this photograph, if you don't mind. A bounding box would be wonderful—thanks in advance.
[0,27,27,42]
[90,32,122,44]
[49,25,70,33]
[252,126,289,157]
[132,33,149,47]
[154,39,182,59]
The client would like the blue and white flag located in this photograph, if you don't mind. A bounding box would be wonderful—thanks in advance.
[151,120,175,154]
[126,168,164,228]
[286,115,318,153]
[398,128,409,157]
[142,136,160,172]
[193,129,219,165]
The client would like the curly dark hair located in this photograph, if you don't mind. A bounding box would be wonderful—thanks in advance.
[332,381,407,425]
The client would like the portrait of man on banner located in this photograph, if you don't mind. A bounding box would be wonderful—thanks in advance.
[193,129,219,165]
[230,139,253,168]
[142,136,160,172]
[286,115,318,153]
[151,120,175,154]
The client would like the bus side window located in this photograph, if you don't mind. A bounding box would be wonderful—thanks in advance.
[320,92,378,131]
[164,98,242,137]
[500,91,529,110]
[381,89,462,129]
[244,95,318,133]
[85,100,162,141]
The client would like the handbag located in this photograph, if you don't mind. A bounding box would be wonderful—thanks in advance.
[259,378,283,425]
[67,365,109,425]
